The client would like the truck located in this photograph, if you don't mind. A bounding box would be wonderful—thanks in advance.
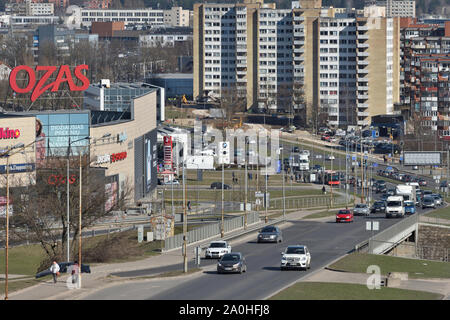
[395,184,416,204]
[385,196,405,218]
[298,154,309,171]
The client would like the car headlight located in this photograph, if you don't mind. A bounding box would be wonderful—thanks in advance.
[221,250,227,253]
[233,263,241,268]
[218,262,222,267]
[300,257,307,261]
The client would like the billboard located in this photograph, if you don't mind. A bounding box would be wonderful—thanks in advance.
[186,155,214,170]
[403,152,441,166]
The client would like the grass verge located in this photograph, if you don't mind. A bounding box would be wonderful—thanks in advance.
[329,253,450,279]
[424,205,450,221]
[269,282,442,300]
[303,210,337,219]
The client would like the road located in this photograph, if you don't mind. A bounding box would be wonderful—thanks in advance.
[83,179,435,300]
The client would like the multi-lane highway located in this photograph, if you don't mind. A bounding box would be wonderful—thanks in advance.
[83,180,435,300]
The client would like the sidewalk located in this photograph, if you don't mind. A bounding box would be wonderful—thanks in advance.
[302,268,450,299]
[2,208,327,300]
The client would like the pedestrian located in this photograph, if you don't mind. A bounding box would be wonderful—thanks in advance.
[187,201,191,211]
[322,186,326,194]
[71,261,79,285]
[49,261,60,284]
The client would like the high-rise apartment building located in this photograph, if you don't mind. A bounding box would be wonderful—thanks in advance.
[399,18,450,137]
[366,0,416,17]
[193,0,401,128]
[163,7,191,27]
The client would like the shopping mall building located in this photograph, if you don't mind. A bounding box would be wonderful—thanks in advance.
[0,86,159,208]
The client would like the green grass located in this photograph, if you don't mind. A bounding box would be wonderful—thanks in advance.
[0,244,47,276]
[424,205,450,220]
[329,253,450,279]
[269,282,442,300]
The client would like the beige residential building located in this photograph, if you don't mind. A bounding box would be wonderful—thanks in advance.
[193,0,401,128]
[163,7,191,27]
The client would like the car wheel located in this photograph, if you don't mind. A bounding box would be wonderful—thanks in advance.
[308,262,311,270]
[239,267,243,274]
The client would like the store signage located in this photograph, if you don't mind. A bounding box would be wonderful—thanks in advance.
[118,132,127,143]
[9,64,90,102]
[0,163,35,174]
[96,152,127,165]
[0,128,21,139]
[48,174,77,186]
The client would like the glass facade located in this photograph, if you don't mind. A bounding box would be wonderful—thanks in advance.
[103,86,153,112]
[35,112,90,165]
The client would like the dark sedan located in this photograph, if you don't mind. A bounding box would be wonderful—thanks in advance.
[257,226,283,243]
[35,262,91,279]
[370,201,386,213]
[217,253,247,274]
[210,182,231,189]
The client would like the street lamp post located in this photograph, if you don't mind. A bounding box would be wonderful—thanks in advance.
[1,138,42,300]
[77,133,109,288]
[66,136,90,263]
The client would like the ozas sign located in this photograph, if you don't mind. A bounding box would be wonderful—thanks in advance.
[9,65,90,102]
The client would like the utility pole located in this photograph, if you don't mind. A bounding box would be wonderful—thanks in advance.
[5,156,9,300]
[182,159,187,273]
[221,159,224,237]
[244,138,248,229]
[360,128,364,203]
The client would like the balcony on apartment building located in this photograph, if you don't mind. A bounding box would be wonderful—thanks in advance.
[357,119,369,126]
[357,50,369,57]
[357,111,369,117]
[357,103,369,109]
[357,93,369,100]
[357,59,369,66]
[357,33,369,40]
[357,42,369,48]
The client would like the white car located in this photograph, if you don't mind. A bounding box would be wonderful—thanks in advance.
[280,245,311,270]
[205,241,232,259]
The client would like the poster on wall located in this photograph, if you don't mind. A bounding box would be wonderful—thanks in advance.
[146,139,152,188]
[105,181,118,212]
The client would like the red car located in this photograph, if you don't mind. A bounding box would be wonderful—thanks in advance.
[336,209,354,223]
[321,135,331,141]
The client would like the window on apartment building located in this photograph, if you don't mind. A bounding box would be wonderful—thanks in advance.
[320,40,328,44]
[320,31,328,36]
[320,57,329,61]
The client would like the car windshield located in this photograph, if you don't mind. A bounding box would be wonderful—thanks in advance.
[338,210,350,214]
[404,201,414,206]
[387,201,402,206]
[221,254,240,261]
[375,202,384,206]
[355,204,367,208]
[210,242,226,248]
[261,227,276,233]
[424,197,434,202]
[286,247,305,254]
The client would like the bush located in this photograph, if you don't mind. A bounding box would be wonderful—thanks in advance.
[82,232,143,263]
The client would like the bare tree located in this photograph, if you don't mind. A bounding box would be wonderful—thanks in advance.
[5,156,133,264]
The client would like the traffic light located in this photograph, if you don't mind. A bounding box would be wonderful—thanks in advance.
[218,141,230,164]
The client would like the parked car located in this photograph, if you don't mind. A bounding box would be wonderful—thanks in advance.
[35,262,91,279]
[353,203,370,216]
[163,179,180,185]
[210,182,231,189]
[325,155,335,161]
[280,245,311,270]
[217,252,247,274]
[257,225,283,243]
[422,196,436,209]
[205,241,232,259]
[370,201,386,213]
[336,209,354,223]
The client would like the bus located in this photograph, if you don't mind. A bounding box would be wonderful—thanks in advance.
[318,170,340,186]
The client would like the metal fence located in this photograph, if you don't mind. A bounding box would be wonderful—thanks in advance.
[270,195,349,210]
[163,211,260,251]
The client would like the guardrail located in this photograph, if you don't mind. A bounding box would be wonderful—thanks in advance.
[163,211,260,251]
[354,214,418,254]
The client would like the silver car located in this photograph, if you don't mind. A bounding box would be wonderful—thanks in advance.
[353,203,370,216]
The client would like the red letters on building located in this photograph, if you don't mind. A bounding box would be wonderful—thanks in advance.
[9,65,90,102]
[0,128,20,139]
[111,152,127,163]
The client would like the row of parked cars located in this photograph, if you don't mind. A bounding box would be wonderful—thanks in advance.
[206,226,311,274]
